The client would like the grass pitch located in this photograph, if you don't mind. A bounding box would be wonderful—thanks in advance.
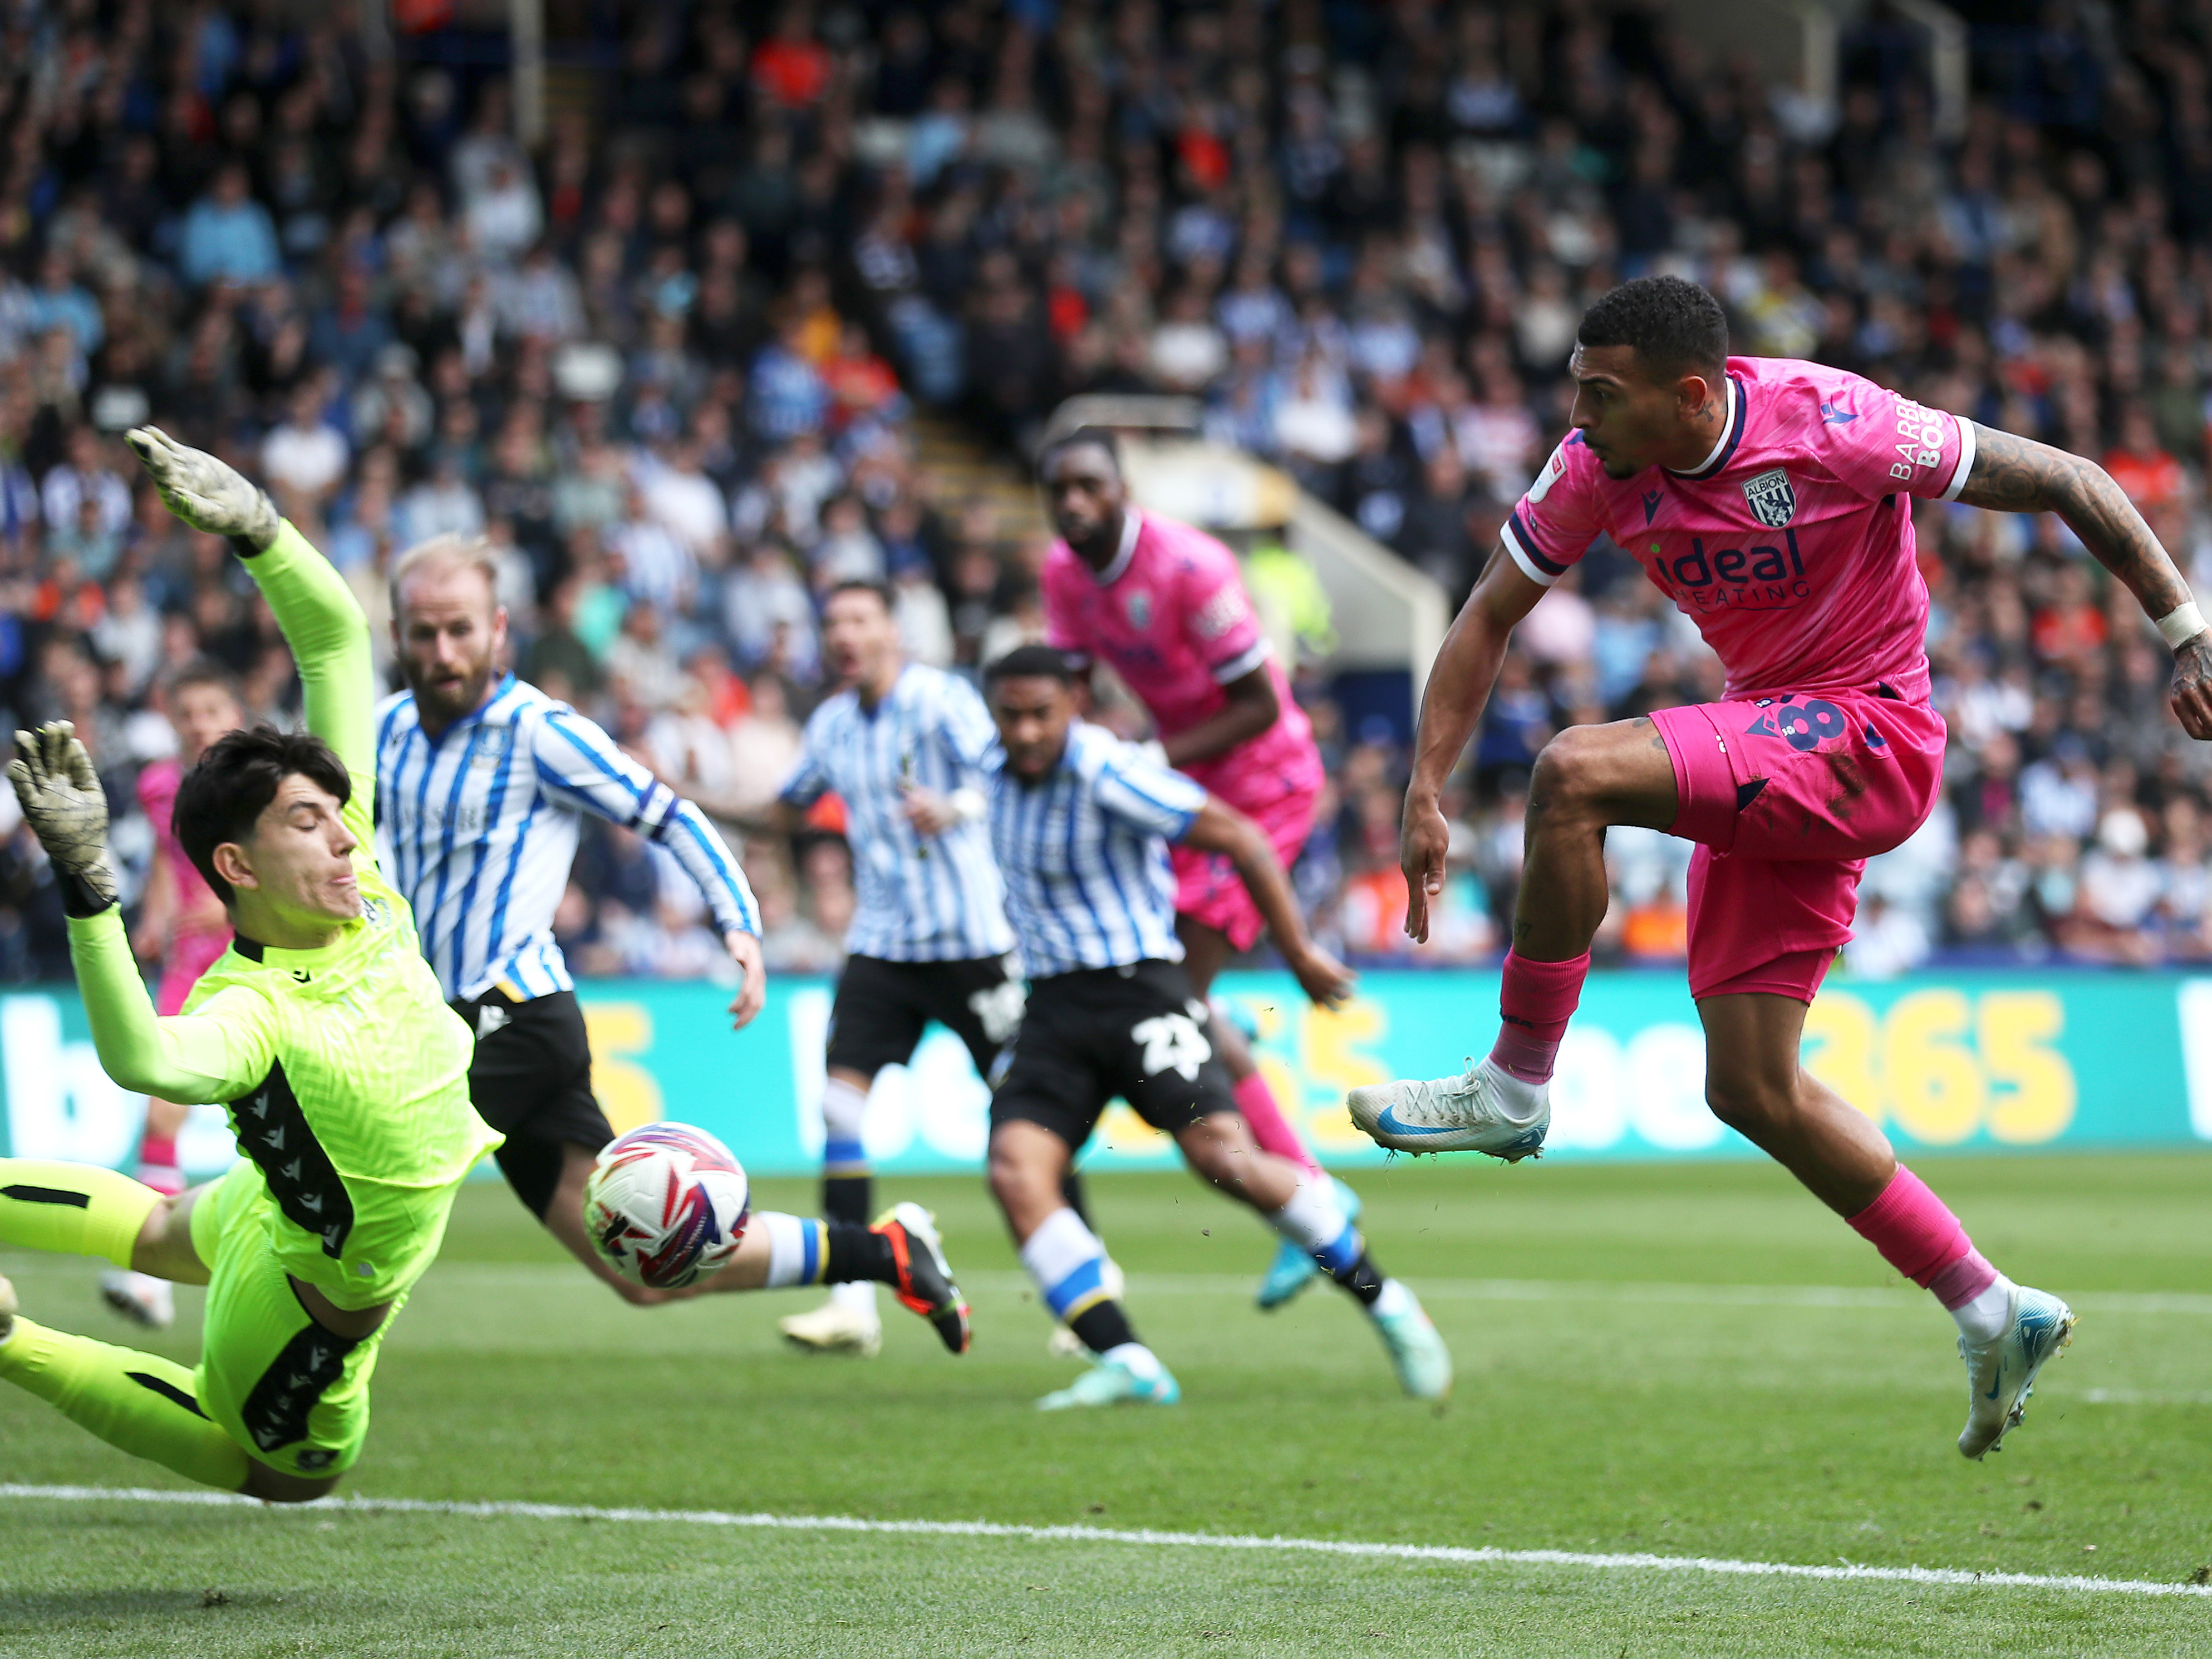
[3,1151,2210,1656]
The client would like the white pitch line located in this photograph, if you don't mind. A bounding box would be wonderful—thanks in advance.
[2,1484,2205,1601]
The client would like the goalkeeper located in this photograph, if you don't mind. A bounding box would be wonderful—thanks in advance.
[0,430,503,1501]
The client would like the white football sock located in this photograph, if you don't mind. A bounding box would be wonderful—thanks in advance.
[1370,1278,1414,1319]
[759,1213,818,1289]
[1952,1275,2015,1346]
[1266,1174,1360,1274]
[821,1076,869,1172]
[1478,1057,1550,1125]
[1103,1341,1162,1381]
[830,1278,879,1315]
[1020,1206,1115,1324]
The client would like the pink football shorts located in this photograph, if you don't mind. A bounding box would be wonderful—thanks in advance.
[1172,775,1321,953]
[1649,687,1947,1003]
[156,929,233,1017]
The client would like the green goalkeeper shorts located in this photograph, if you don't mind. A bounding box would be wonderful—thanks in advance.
[188,1162,405,1477]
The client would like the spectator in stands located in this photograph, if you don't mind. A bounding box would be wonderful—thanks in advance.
[6,0,2212,981]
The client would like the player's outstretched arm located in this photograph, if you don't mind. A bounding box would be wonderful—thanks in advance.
[1957,423,2212,738]
[8,724,271,1102]
[125,428,380,835]
[1402,545,1549,941]
[533,706,768,1025]
[1179,795,1355,1009]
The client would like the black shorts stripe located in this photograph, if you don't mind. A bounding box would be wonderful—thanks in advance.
[231,1059,355,1260]
[1,1185,91,1208]
[127,1370,208,1419]
[240,1323,360,1454]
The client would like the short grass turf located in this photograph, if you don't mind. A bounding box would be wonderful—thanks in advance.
[3,1151,2211,1657]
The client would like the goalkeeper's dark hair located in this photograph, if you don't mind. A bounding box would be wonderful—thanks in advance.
[984,643,1078,686]
[1576,275,1730,384]
[174,725,352,906]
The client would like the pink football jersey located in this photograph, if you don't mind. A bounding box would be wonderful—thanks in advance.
[136,757,225,952]
[1043,509,1323,802]
[1503,357,1976,704]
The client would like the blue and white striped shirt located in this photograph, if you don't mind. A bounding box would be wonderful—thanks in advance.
[986,719,1208,979]
[375,674,761,1002]
[779,663,1014,963]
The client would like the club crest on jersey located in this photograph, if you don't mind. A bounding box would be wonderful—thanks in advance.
[1123,589,1153,629]
[469,725,515,768]
[1742,468,1796,528]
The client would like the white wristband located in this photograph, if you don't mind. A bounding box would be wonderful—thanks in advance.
[2159,601,2208,649]
[948,787,986,823]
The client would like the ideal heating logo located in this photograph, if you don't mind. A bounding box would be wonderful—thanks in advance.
[1651,529,1812,613]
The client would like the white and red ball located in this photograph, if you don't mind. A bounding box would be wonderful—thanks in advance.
[583,1123,751,1290]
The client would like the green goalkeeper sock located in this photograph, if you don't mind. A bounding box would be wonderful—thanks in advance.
[0,1317,249,1490]
[0,1160,161,1268]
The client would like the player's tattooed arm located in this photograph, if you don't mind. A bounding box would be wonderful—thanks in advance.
[1958,423,2212,739]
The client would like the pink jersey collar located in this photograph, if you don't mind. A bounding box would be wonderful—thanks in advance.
[1665,374,1747,481]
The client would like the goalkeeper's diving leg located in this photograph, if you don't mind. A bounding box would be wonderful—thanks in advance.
[0,1160,368,1502]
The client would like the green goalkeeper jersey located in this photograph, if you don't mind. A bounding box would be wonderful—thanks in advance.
[65,521,500,1310]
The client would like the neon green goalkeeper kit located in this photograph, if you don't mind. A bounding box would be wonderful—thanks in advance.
[0,520,500,1483]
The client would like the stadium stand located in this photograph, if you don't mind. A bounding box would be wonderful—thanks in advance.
[4,0,2212,981]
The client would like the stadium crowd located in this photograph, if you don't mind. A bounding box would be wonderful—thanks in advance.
[6,0,2212,984]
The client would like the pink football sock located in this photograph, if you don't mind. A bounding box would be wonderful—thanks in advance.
[1233,1072,1324,1181]
[136,1136,184,1196]
[1488,951,1590,1084]
[1846,1166,1999,1310]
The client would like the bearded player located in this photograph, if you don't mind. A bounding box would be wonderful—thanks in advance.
[1349,275,2212,1459]
[1040,429,1364,1310]
[376,538,969,1347]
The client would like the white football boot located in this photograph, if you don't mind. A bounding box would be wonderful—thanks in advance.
[1036,1353,1180,1410]
[100,1269,175,1329]
[778,1279,883,1357]
[1370,1285,1453,1400]
[1347,1056,1549,1159]
[1957,1284,2076,1459]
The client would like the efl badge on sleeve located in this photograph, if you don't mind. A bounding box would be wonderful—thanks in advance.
[1742,468,1797,528]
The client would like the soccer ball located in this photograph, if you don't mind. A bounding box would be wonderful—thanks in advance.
[584,1123,751,1290]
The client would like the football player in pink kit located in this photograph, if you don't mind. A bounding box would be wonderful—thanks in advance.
[107,661,244,1327]
[1040,428,1365,1310]
[1350,276,2212,1460]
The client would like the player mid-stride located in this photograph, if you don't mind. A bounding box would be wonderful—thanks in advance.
[981,645,1451,1407]
[1350,276,2212,1458]
[0,429,505,1498]
[1040,430,1364,1310]
[376,534,969,1351]
[771,582,1022,1356]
